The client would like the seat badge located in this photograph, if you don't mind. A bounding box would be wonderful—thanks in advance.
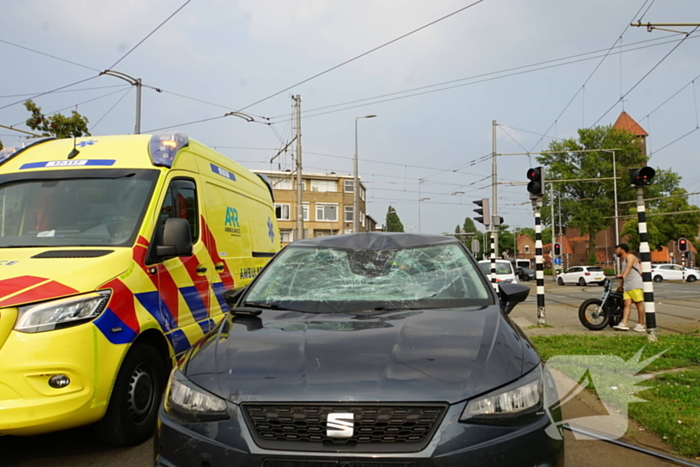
[326,412,354,438]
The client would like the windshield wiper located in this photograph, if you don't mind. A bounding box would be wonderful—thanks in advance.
[242,302,284,310]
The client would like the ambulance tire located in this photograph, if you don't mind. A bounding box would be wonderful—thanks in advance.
[96,343,166,446]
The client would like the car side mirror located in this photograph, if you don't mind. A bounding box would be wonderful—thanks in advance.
[156,218,193,257]
[223,287,248,308]
[499,283,530,314]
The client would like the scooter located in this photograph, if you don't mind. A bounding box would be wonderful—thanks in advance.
[578,278,624,330]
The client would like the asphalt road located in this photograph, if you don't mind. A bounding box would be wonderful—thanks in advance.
[2,281,697,467]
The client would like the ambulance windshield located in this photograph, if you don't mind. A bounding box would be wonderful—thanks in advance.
[0,170,158,248]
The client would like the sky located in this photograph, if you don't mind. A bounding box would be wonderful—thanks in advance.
[2,0,699,236]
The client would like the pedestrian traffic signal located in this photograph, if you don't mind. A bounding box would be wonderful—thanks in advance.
[553,242,561,256]
[679,238,689,252]
[629,166,655,187]
[473,198,490,227]
[526,167,544,196]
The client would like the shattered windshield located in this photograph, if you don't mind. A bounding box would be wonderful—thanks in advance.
[245,243,492,312]
[478,262,513,275]
[0,170,158,248]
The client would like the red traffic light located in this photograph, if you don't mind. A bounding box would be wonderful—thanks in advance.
[679,238,689,252]
[526,166,544,196]
[629,166,655,187]
[553,242,561,256]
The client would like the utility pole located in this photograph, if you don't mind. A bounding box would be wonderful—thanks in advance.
[550,183,556,280]
[100,70,142,134]
[492,120,499,257]
[293,95,304,240]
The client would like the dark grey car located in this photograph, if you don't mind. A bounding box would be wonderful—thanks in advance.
[155,233,564,467]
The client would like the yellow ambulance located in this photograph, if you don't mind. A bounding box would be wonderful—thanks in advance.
[0,133,279,445]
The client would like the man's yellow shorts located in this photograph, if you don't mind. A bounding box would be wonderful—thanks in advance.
[624,289,644,303]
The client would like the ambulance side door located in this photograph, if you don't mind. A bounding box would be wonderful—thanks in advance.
[151,176,216,353]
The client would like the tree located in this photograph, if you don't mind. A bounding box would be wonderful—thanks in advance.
[385,206,405,232]
[621,188,700,251]
[24,100,90,138]
[537,125,664,259]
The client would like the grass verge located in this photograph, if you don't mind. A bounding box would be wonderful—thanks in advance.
[531,334,700,458]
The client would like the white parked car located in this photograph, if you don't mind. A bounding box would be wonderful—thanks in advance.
[651,264,698,282]
[556,266,606,286]
[478,260,519,284]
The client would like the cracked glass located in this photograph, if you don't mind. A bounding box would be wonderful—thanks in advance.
[245,243,492,313]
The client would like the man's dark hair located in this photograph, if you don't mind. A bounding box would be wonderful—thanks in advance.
[615,243,630,252]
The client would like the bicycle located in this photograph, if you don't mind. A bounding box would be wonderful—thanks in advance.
[578,278,624,330]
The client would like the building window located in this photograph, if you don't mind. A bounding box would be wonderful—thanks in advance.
[360,211,365,227]
[269,176,293,190]
[280,230,292,243]
[525,245,530,253]
[316,203,338,221]
[275,203,290,220]
[360,186,366,201]
[344,206,353,222]
[344,180,354,192]
[310,180,337,192]
[344,229,353,234]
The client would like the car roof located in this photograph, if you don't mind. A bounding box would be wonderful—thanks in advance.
[478,259,512,263]
[289,232,461,250]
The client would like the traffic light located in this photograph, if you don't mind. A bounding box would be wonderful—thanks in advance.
[679,238,689,252]
[629,166,655,187]
[553,242,561,256]
[526,167,544,197]
[473,198,490,227]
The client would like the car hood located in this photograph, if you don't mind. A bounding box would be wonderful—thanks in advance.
[184,307,540,404]
[0,248,131,307]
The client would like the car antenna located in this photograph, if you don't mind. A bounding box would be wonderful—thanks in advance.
[67,105,80,159]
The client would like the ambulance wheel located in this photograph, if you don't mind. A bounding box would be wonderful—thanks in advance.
[96,343,166,446]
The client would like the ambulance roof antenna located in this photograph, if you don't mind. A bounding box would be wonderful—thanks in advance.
[67,104,80,159]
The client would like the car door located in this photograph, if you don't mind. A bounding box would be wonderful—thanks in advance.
[671,265,684,280]
[564,267,580,283]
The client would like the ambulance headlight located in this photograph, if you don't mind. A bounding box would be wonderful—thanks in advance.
[15,291,111,333]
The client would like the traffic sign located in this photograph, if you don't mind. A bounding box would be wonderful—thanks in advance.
[553,257,562,265]
[471,239,480,255]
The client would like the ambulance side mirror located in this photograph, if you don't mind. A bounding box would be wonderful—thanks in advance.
[157,218,193,257]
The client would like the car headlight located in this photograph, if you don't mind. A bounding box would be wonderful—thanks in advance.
[14,291,111,333]
[164,369,229,423]
[460,366,544,425]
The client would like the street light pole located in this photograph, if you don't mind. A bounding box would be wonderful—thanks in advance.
[100,70,143,134]
[354,114,376,233]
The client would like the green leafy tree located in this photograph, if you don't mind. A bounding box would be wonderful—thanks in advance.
[24,99,90,138]
[621,188,700,251]
[385,206,405,232]
[537,125,676,258]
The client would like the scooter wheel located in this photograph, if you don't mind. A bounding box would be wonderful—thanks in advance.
[579,298,610,330]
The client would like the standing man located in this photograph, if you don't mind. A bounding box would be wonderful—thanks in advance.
[613,243,645,331]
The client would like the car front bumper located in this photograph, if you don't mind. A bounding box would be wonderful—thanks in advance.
[155,404,565,467]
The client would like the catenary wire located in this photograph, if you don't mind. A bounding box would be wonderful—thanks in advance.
[107,0,192,69]
[529,0,656,152]
[10,87,132,127]
[0,75,99,111]
[591,27,700,126]
[149,34,697,133]
[91,87,134,131]
[234,1,484,113]
[0,84,129,99]
[268,33,680,120]
[0,38,101,72]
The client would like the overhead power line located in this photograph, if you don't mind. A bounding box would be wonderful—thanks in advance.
[0,75,99,111]
[530,0,658,152]
[591,26,699,126]
[0,38,101,72]
[108,0,192,69]
[234,0,484,112]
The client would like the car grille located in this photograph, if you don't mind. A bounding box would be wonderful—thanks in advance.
[242,403,447,453]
